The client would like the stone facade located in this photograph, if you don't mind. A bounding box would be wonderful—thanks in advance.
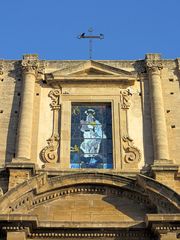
[0,54,179,239]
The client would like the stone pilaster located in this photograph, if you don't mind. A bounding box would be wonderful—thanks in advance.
[145,54,170,162]
[15,54,39,160]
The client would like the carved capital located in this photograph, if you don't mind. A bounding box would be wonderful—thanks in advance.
[22,55,46,80]
[22,59,39,74]
[122,135,141,164]
[48,89,61,110]
[120,89,132,109]
[146,60,163,73]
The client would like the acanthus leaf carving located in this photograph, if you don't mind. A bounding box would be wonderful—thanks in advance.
[22,58,46,80]
[40,89,61,164]
[122,135,141,164]
[22,59,39,73]
[146,60,163,73]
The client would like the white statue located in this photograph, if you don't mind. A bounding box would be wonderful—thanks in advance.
[80,109,106,164]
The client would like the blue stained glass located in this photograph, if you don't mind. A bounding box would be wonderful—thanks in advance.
[70,103,113,169]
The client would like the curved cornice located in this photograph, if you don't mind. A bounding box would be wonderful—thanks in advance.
[0,173,179,214]
[137,174,180,213]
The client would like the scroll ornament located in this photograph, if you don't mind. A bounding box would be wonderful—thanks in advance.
[41,133,60,163]
[122,135,141,164]
[41,89,61,164]
[120,89,132,109]
[48,89,61,110]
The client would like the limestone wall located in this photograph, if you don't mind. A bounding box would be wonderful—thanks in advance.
[0,61,22,166]
[0,58,179,176]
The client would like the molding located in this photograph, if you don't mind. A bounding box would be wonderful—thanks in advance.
[0,172,179,215]
[137,174,180,212]
[146,214,180,236]
[40,90,61,163]
[151,159,179,172]
[0,215,155,239]
[45,60,137,85]
[6,162,36,175]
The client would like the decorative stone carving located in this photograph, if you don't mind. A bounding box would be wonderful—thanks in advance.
[49,89,61,110]
[21,54,46,80]
[41,134,60,163]
[122,135,141,164]
[22,59,39,73]
[22,59,46,79]
[146,60,163,72]
[120,89,132,109]
[41,89,61,163]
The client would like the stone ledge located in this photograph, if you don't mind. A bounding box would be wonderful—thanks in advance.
[37,169,139,178]
[151,159,179,172]
[146,214,180,223]
[0,214,145,228]
[6,160,37,175]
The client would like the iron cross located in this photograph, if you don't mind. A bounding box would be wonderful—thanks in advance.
[77,28,104,60]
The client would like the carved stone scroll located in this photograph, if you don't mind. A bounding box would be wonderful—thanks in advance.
[41,89,61,163]
[122,135,141,164]
[120,89,132,109]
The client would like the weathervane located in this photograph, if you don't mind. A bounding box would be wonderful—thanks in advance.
[77,28,104,60]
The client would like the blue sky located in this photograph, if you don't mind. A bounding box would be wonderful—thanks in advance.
[0,0,180,60]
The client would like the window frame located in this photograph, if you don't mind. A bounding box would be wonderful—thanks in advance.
[59,95,121,172]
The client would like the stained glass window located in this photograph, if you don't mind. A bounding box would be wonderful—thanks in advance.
[70,103,113,169]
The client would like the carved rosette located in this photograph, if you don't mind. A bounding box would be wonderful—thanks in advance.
[122,135,141,164]
[120,89,132,109]
[41,89,61,164]
[146,60,163,73]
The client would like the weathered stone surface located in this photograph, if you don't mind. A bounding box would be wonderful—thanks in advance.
[0,54,179,239]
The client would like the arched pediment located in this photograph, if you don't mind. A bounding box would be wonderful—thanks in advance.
[0,173,179,219]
